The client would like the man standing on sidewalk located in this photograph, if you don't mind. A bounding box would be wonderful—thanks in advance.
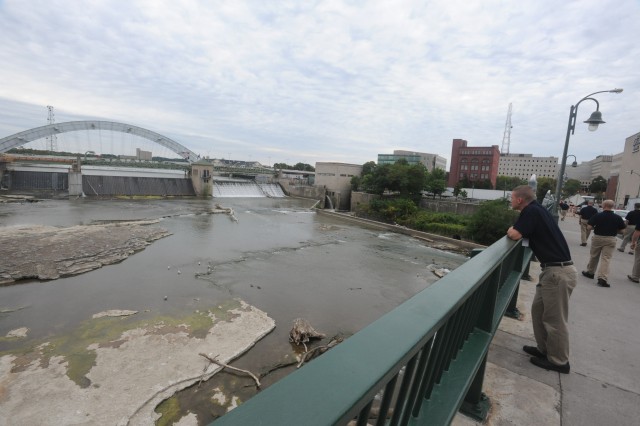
[628,222,640,283]
[618,203,640,254]
[581,200,626,287]
[577,200,598,246]
[507,185,576,374]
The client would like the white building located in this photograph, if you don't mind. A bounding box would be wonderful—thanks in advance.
[315,162,363,210]
[498,153,558,180]
[614,132,640,208]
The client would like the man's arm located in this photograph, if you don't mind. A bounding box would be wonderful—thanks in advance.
[507,226,522,241]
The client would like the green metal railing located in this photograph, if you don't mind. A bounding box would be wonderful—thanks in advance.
[214,237,531,426]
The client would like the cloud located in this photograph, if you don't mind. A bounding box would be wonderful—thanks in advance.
[0,0,639,167]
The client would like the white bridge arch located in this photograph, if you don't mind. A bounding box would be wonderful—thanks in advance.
[0,120,199,162]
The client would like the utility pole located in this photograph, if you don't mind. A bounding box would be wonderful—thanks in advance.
[46,105,58,152]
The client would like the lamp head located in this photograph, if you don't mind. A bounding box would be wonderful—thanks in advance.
[609,88,623,93]
[585,110,605,131]
[571,161,578,167]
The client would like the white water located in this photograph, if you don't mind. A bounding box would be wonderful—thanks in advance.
[213,181,286,198]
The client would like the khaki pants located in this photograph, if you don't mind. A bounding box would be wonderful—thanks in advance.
[532,265,577,365]
[619,226,634,251]
[586,235,616,281]
[580,219,592,244]
[632,248,640,280]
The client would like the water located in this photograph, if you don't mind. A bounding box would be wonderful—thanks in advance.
[0,197,466,422]
[212,181,286,198]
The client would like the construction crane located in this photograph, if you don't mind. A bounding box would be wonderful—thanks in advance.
[501,103,513,154]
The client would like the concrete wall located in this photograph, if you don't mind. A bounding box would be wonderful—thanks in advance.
[276,178,326,201]
[83,176,195,197]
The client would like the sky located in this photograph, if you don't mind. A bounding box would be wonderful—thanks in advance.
[1,0,639,169]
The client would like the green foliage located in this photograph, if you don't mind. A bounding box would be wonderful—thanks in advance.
[563,179,582,196]
[496,175,527,191]
[273,162,315,171]
[401,210,470,237]
[358,161,427,201]
[536,177,556,202]
[467,199,519,245]
[425,168,447,198]
[589,175,607,194]
[363,198,418,223]
[350,175,361,191]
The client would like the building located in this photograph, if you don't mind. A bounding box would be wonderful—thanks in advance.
[566,153,623,192]
[498,153,558,181]
[385,150,447,171]
[613,132,640,208]
[315,162,362,210]
[136,148,152,161]
[447,139,500,188]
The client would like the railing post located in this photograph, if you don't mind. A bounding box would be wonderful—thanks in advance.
[459,353,490,421]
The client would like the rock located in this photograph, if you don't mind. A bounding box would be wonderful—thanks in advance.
[92,310,139,319]
[6,327,29,338]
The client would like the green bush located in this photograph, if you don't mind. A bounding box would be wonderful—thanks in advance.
[363,198,418,223]
[467,199,519,245]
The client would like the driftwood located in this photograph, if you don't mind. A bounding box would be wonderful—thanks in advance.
[297,337,343,368]
[199,353,261,388]
[289,318,326,346]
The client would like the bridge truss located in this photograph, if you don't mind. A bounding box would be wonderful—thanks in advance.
[0,121,199,162]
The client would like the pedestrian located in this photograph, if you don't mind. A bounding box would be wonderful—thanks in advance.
[559,200,570,221]
[581,199,626,287]
[618,203,640,254]
[507,185,576,374]
[577,200,598,246]
[628,222,640,283]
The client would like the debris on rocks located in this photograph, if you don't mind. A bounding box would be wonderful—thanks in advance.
[427,264,451,278]
[92,310,138,319]
[6,327,29,338]
[289,318,326,346]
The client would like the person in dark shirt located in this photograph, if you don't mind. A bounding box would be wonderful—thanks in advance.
[507,185,576,374]
[618,203,640,254]
[559,200,570,221]
[577,201,598,246]
[581,199,626,287]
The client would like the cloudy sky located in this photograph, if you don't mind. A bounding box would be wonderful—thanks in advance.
[0,0,638,169]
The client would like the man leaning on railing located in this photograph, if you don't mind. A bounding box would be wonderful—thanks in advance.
[507,185,577,374]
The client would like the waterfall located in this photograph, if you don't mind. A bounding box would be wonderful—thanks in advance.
[325,195,334,210]
[213,181,286,198]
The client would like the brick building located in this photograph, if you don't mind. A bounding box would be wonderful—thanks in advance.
[447,139,500,188]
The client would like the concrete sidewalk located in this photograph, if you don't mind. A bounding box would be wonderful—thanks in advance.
[455,215,640,426]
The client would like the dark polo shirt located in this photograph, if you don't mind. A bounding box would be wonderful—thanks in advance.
[588,210,626,236]
[578,205,598,220]
[625,209,640,226]
[513,200,571,264]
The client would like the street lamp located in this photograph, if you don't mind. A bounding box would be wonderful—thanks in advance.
[565,155,578,168]
[552,89,623,222]
[84,150,95,161]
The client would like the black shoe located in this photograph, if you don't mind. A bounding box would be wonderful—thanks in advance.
[523,345,546,358]
[580,243,587,247]
[521,274,533,281]
[597,278,610,287]
[530,357,570,374]
[628,275,640,283]
[581,271,594,279]
[617,248,625,252]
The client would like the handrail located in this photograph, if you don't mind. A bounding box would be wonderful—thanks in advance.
[213,236,530,425]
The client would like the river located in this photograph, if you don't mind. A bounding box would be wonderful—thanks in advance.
[0,196,466,424]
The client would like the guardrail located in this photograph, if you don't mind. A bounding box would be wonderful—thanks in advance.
[213,236,530,425]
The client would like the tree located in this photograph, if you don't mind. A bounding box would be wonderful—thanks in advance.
[467,199,520,245]
[563,179,582,196]
[425,168,447,198]
[496,175,527,192]
[589,176,608,195]
[536,177,556,202]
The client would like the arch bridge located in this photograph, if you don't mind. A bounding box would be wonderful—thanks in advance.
[0,121,199,162]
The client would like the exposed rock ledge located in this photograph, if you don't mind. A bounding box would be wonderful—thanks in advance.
[0,299,275,426]
[0,220,171,286]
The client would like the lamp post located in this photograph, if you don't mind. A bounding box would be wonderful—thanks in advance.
[552,89,623,222]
